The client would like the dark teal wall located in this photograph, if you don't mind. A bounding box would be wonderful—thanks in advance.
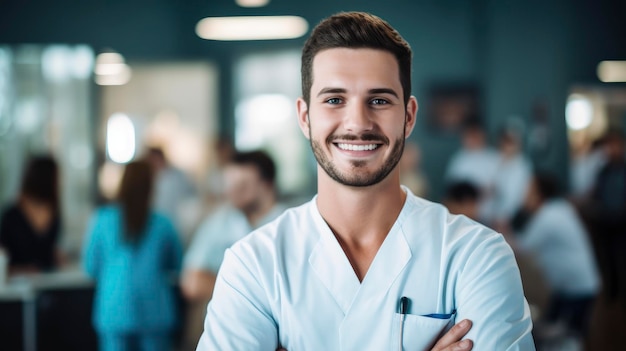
[483,1,573,187]
[1,0,625,199]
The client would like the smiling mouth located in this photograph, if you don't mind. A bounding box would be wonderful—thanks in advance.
[335,143,381,151]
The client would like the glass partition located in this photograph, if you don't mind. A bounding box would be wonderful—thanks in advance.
[0,44,96,258]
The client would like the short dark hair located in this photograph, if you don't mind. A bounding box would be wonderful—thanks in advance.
[533,171,561,200]
[231,150,276,186]
[603,128,625,144]
[445,181,480,203]
[461,118,485,133]
[20,155,59,213]
[301,11,413,106]
[147,147,166,162]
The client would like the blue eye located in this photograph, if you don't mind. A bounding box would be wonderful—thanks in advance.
[371,98,388,105]
[326,98,342,104]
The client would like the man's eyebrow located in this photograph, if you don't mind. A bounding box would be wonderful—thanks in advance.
[317,87,346,97]
[316,87,399,98]
[368,88,399,98]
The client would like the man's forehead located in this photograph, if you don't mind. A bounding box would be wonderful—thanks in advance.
[225,164,260,177]
[310,48,400,86]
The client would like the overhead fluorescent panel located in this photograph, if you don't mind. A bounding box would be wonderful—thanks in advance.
[196,16,308,41]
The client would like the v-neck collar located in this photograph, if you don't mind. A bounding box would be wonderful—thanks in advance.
[308,193,413,315]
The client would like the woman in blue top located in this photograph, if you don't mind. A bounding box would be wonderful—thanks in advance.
[83,160,183,351]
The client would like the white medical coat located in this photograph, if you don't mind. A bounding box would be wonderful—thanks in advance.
[517,199,599,296]
[197,190,535,350]
[184,204,286,272]
[488,154,533,223]
[445,148,500,190]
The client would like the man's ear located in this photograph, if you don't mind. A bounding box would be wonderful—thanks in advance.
[296,97,310,140]
[404,96,418,139]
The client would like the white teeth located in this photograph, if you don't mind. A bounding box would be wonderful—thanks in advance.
[337,143,379,151]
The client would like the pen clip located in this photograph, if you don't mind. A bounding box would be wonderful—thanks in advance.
[399,296,409,314]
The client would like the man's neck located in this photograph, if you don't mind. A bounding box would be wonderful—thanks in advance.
[243,195,276,228]
[316,170,407,281]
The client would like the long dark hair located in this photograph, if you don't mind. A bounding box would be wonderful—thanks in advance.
[117,160,153,242]
[20,155,59,214]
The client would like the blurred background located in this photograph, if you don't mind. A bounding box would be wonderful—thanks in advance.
[0,0,625,350]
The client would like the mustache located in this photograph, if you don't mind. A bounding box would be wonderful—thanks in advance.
[327,133,389,145]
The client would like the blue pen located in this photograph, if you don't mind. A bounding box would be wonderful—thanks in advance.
[398,296,409,351]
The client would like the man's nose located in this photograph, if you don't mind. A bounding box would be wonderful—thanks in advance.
[343,102,373,132]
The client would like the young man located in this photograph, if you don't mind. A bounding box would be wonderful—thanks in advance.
[197,12,534,350]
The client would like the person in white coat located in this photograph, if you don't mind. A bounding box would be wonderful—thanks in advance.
[197,12,534,351]
[445,119,500,211]
[486,128,533,231]
[445,119,498,197]
[506,171,599,345]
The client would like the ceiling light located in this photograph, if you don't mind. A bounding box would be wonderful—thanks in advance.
[106,113,136,163]
[236,0,270,7]
[95,51,132,85]
[565,94,593,130]
[95,65,131,85]
[196,16,308,41]
[597,60,626,83]
[96,52,125,65]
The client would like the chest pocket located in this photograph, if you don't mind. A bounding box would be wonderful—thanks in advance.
[392,312,455,351]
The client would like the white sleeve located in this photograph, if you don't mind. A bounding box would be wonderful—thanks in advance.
[444,153,461,181]
[455,234,535,350]
[495,160,532,221]
[183,216,222,272]
[196,248,278,350]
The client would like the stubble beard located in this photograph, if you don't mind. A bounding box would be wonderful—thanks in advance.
[308,119,405,187]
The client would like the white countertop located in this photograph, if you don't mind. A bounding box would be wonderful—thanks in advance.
[0,266,93,301]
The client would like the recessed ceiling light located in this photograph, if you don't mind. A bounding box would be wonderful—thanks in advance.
[565,94,593,130]
[597,60,626,83]
[95,51,132,85]
[96,52,125,65]
[236,0,270,7]
[196,16,308,41]
[95,65,131,85]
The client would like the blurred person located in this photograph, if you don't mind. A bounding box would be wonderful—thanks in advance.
[487,127,533,231]
[180,150,284,350]
[399,140,428,197]
[589,129,626,305]
[444,119,499,222]
[205,135,236,205]
[0,155,63,273]
[443,181,480,221]
[197,12,533,350]
[146,146,197,243]
[181,150,284,300]
[83,160,183,351]
[505,171,599,344]
[570,137,607,201]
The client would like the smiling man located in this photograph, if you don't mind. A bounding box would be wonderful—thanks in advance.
[197,12,534,351]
